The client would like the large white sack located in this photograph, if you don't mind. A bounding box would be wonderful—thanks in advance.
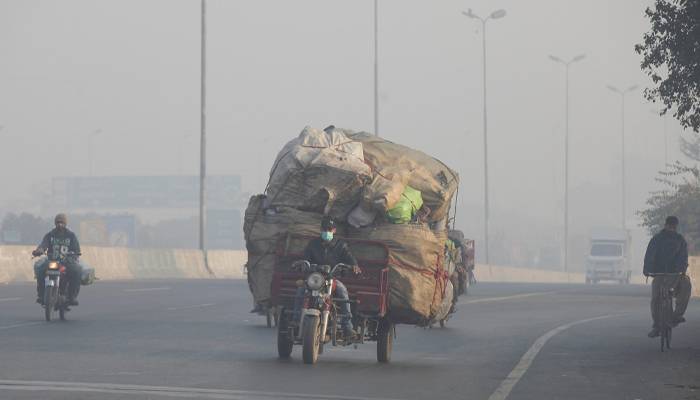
[265,127,371,219]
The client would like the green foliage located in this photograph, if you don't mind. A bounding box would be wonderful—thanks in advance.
[635,0,700,132]
[639,162,700,253]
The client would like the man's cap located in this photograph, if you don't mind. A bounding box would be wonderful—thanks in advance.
[665,216,679,227]
[321,215,336,230]
[54,213,67,224]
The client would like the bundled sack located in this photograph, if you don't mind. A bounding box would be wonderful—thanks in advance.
[265,126,371,220]
[347,224,450,324]
[432,280,454,323]
[362,166,409,213]
[346,132,459,223]
[386,186,423,224]
[80,263,96,285]
[243,194,341,304]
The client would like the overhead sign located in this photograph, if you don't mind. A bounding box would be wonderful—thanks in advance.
[52,176,242,209]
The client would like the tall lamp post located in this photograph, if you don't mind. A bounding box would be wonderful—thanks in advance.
[200,0,208,259]
[461,8,506,266]
[606,84,638,231]
[374,0,379,136]
[548,54,585,272]
[88,129,102,176]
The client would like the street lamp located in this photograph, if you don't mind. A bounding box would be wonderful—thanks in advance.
[461,7,506,266]
[88,129,102,176]
[200,0,208,259]
[548,53,586,272]
[606,84,638,231]
[374,0,379,137]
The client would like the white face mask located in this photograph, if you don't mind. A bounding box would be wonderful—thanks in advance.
[321,231,334,242]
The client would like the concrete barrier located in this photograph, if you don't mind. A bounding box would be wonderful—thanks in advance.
[689,256,700,298]
[0,245,247,284]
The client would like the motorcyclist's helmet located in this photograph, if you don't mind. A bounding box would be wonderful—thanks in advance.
[54,213,68,225]
[321,216,336,231]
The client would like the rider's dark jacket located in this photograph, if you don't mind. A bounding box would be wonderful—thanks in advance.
[37,228,81,260]
[303,237,358,268]
[643,229,688,274]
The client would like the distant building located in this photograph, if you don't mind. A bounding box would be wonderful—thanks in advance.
[43,176,247,249]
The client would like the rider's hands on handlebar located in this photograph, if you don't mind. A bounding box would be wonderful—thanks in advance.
[31,249,43,257]
[352,265,362,276]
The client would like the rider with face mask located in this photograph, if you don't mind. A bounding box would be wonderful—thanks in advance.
[32,214,82,306]
[295,216,360,337]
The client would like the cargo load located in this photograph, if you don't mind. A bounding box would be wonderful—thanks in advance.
[245,126,460,325]
[265,126,371,220]
[347,223,450,324]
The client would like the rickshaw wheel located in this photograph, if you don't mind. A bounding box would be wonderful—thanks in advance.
[377,318,393,363]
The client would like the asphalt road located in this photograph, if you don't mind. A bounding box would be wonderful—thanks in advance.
[0,279,699,400]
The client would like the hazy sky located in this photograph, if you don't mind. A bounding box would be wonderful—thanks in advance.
[1,0,692,261]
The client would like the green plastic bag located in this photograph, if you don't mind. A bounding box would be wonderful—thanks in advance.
[386,186,423,224]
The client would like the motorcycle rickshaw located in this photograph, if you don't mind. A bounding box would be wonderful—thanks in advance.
[271,234,394,364]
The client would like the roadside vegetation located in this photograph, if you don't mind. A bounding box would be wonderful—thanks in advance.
[637,0,700,253]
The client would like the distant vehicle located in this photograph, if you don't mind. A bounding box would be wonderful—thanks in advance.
[585,228,632,284]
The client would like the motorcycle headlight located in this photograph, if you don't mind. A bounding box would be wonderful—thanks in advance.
[306,273,324,290]
[48,262,59,270]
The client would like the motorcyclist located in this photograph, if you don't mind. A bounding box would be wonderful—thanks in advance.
[294,216,360,338]
[32,213,82,306]
[643,216,692,338]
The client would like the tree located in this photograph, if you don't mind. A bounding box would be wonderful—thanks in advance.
[639,163,700,253]
[635,0,700,132]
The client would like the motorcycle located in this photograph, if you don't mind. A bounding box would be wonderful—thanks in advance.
[35,251,79,322]
[278,260,362,364]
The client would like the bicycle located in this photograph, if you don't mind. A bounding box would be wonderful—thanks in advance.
[647,272,684,352]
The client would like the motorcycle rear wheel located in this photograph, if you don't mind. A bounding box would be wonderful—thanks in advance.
[302,315,321,364]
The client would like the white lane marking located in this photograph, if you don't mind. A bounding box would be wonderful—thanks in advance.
[123,287,171,292]
[487,314,616,400]
[0,322,43,331]
[167,303,216,311]
[463,291,556,305]
[0,379,402,400]
[0,297,22,302]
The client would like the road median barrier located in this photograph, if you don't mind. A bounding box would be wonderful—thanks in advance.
[0,245,247,283]
[689,256,700,298]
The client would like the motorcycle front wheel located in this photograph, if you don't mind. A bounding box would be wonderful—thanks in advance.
[302,315,321,365]
[44,286,57,322]
[277,310,293,359]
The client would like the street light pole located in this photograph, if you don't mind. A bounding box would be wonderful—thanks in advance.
[548,54,585,273]
[200,0,207,255]
[374,0,379,137]
[607,84,638,231]
[88,129,102,176]
[462,8,506,267]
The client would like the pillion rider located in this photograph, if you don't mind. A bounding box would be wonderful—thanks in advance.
[643,216,692,338]
[32,213,82,306]
[294,216,360,337]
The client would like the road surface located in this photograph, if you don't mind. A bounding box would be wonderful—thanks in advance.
[0,279,698,400]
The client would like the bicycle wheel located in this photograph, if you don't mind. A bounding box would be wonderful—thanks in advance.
[665,326,672,350]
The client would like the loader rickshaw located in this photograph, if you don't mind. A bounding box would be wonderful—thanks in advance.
[271,234,394,364]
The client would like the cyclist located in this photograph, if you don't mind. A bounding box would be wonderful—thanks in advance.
[643,216,691,338]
